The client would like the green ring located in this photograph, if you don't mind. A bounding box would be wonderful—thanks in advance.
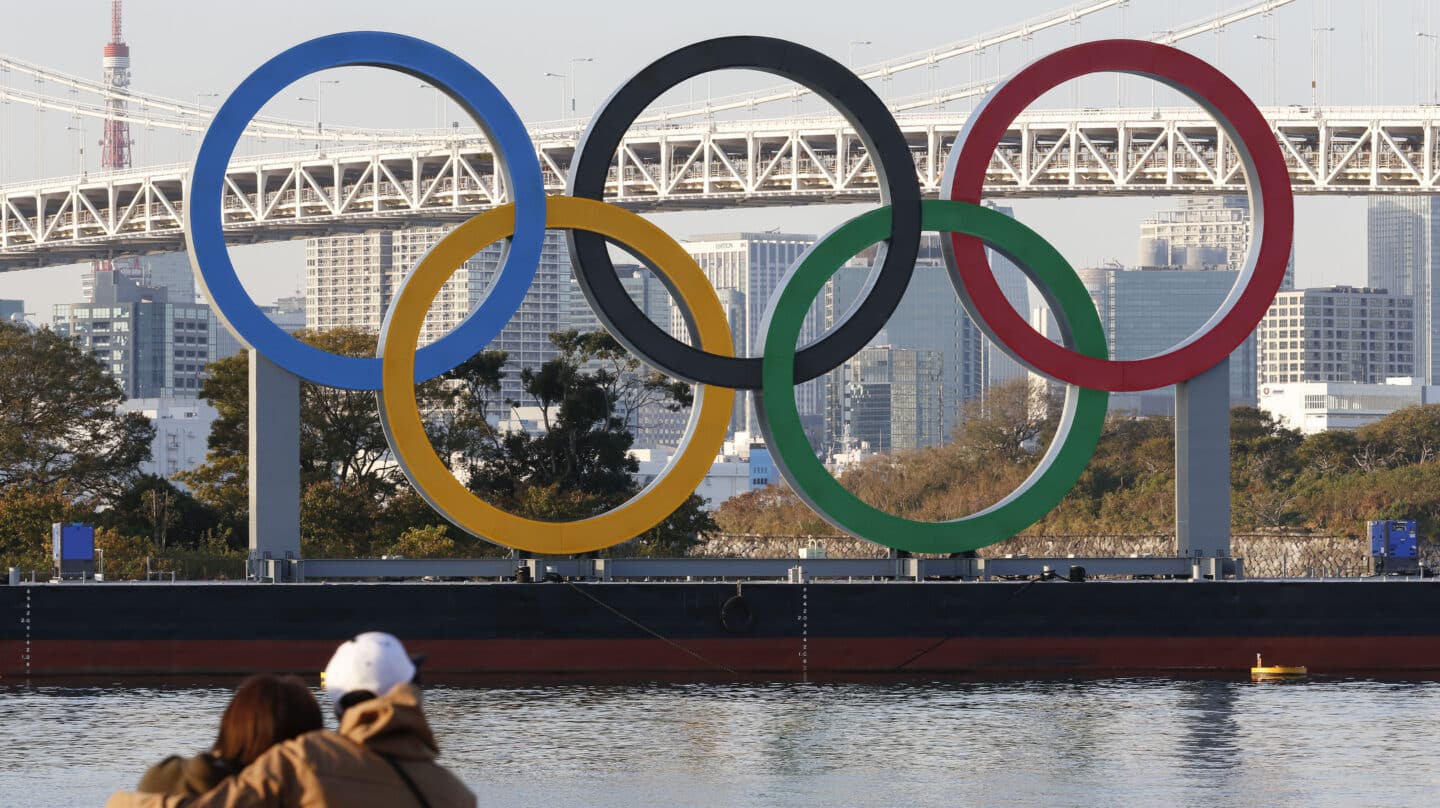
[755,200,1109,554]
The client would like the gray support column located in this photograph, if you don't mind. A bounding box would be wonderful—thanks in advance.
[1175,356,1231,558]
[249,350,301,573]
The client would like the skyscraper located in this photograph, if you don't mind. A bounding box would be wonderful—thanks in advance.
[823,236,981,446]
[982,204,1038,391]
[1078,265,1258,415]
[82,253,197,304]
[1368,196,1440,383]
[1139,196,1296,290]
[565,264,672,335]
[831,345,944,454]
[1257,286,1415,385]
[305,227,571,407]
[53,272,215,398]
[681,233,820,438]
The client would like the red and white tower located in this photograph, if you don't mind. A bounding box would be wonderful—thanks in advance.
[99,0,132,171]
[91,0,141,288]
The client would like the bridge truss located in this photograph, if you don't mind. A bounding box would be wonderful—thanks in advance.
[0,105,1435,270]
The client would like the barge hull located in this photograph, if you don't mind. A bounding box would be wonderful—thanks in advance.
[4,580,1440,677]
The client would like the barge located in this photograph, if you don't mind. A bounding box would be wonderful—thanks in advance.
[5,578,1440,677]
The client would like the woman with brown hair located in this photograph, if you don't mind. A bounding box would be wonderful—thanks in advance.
[136,674,324,797]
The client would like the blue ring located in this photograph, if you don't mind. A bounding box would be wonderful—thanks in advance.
[186,32,546,390]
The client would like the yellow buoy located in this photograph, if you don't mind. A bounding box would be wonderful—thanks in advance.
[1251,653,1307,679]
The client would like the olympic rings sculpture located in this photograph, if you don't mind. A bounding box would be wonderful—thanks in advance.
[188,33,1293,556]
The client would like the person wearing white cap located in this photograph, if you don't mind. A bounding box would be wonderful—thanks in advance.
[106,632,474,808]
[323,632,418,716]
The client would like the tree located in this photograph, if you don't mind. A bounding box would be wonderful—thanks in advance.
[184,328,479,544]
[953,377,1062,463]
[300,480,382,558]
[548,330,693,432]
[1295,430,1360,477]
[173,454,248,544]
[198,329,416,496]
[186,327,705,557]
[0,323,154,499]
[424,350,509,473]
[0,484,89,571]
[1230,406,1303,485]
[466,331,713,551]
[387,524,458,558]
[102,474,220,551]
[1357,405,1440,467]
[631,494,718,556]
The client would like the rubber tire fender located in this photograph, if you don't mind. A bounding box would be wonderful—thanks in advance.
[720,594,755,634]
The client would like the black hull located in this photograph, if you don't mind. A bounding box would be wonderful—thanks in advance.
[5,580,1440,676]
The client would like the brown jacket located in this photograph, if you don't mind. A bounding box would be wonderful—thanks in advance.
[106,684,475,808]
[136,754,231,797]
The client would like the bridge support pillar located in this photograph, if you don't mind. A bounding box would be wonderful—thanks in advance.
[1175,356,1231,559]
[249,350,301,580]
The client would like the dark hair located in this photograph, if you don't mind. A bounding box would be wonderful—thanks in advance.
[213,675,324,769]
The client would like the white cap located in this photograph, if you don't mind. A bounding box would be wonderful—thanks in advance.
[322,632,416,711]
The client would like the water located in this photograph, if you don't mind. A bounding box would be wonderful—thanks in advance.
[3,676,1439,807]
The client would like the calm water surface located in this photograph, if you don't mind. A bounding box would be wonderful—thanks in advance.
[2,676,1438,807]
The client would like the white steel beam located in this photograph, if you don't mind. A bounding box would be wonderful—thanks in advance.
[4,104,1440,269]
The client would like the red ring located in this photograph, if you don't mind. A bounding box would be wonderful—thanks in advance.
[943,40,1293,391]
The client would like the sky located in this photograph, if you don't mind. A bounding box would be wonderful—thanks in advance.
[0,0,1429,323]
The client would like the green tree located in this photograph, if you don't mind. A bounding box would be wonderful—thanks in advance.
[300,480,383,558]
[466,331,713,551]
[173,454,248,544]
[198,329,413,495]
[184,328,482,546]
[0,323,154,498]
[0,484,91,571]
[1356,404,1440,467]
[1295,429,1360,477]
[424,350,509,472]
[102,474,219,551]
[953,377,1062,463]
[387,524,458,558]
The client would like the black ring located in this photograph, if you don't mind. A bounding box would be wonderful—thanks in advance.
[567,36,922,389]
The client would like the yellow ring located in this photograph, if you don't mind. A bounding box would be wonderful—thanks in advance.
[378,197,735,555]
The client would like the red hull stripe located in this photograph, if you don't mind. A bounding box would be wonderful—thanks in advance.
[7,636,1440,677]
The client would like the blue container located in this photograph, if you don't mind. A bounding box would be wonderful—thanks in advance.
[51,523,96,578]
[1368,520,1419,559]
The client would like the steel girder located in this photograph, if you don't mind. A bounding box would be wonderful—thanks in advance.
[3,107,1440,270]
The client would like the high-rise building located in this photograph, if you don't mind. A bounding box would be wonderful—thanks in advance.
[1078,265,1257,415]
[823,238,981,446]
[1139,196,1296,290]
[263,295,307,334]
[982,204,1037,391]
[1257,286,1415,385]
[1368,196,1440,383]
[680,233,820,438]
[564,264,672,335]
[831,345,944,454]
[119,397,217,479]
[83,253,197,304]
[305,232,392,333]
[53,272,215,398]
[1139,196,1247,270]
[306,228,570,407]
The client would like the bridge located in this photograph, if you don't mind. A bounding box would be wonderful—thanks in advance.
[3,105,1435,269]
[1,0,1422,270]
